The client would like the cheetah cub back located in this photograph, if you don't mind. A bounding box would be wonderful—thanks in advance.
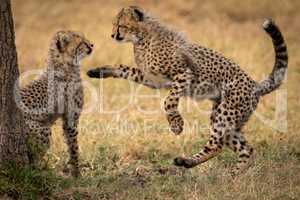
[18,31,93,177]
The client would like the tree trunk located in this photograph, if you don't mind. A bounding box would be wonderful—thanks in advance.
[0,0,29,166]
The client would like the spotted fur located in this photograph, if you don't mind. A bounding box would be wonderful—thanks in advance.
[19,31,93,177]
[87,7,288,174]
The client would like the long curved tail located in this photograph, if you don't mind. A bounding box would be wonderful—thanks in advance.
[255,19,288,96]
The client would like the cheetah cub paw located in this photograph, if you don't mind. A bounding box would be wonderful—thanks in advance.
[87,66,116,78]
[168,114,184,135]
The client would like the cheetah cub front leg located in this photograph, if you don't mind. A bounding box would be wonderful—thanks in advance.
[88,64,191,135]
[87,64,173,89]
[163,72,193,135]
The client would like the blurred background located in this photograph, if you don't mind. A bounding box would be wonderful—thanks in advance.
[10,0,300,199]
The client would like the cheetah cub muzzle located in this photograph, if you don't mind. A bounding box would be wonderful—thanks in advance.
[18,31,93,177]
[87,6,288,175]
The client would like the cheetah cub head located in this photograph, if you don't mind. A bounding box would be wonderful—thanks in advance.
[49,31,94,65]
[111,6,146,43]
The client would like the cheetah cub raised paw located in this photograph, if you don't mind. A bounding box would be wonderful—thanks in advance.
[18,31,93,177]
[87,6,287,174]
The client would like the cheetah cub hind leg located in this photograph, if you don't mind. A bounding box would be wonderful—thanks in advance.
[26,120,51,169]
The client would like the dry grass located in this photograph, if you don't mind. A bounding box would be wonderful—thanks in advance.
[8,0,300,199]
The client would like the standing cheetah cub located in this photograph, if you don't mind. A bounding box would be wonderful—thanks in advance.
[19,31,93,176]
[87,6,288,174]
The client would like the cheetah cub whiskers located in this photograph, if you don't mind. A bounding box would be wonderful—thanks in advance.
[87,6,288,174]
[18,31,93,177]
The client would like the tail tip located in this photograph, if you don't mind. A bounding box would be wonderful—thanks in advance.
[262,18,274,30]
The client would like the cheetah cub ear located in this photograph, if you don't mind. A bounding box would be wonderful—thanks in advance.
[55,31,71,53]
[130,6,144,21]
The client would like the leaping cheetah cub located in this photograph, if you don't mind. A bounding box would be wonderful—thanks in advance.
[87,6,288,174]
[18,31,93,176]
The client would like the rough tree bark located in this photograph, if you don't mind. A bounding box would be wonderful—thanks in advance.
[0,0,29,166]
